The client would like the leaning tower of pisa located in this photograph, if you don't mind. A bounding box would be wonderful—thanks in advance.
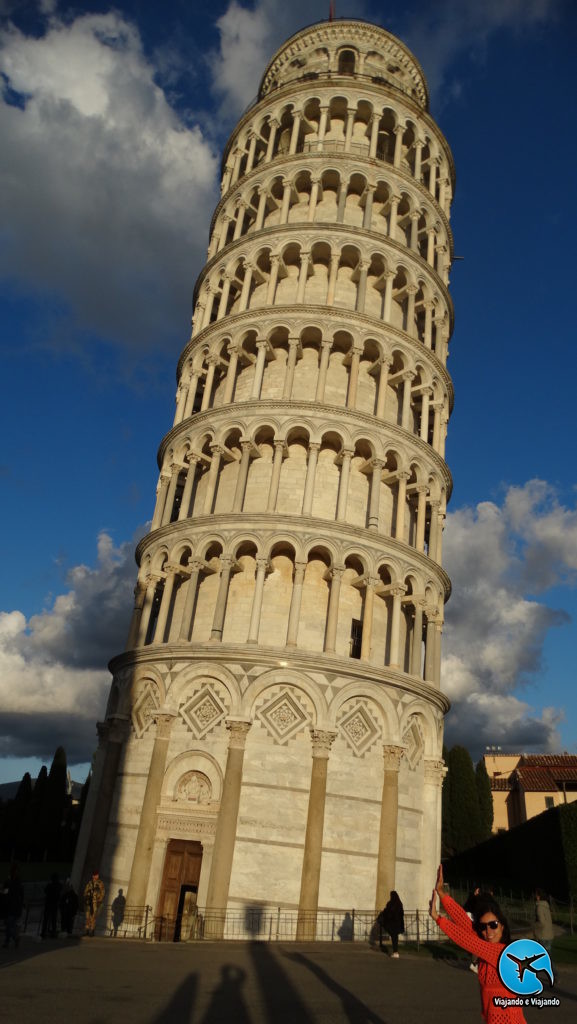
[73,18,454,939]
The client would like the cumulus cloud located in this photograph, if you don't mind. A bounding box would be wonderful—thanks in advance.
[442,480,574,755]
[0,530,141,764]
[0,11,218,351]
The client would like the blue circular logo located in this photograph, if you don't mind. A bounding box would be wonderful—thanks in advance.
[498,939,555,995]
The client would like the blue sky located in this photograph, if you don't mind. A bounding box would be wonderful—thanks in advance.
[0,0,576,784]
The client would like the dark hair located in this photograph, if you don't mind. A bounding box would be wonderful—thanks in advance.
[473,898,511,945]
[535,888,549,903]
[388,890,403,909]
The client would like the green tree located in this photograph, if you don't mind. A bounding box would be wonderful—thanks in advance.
[42,746,69,859]
[449,746,483,852]
[476,757,494,841]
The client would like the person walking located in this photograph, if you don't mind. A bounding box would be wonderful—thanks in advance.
[430,865,527,1023]
[41,873,62,938]
[83,870,105,937]
[2,865,24,950]
[379,890,404,958]
[60,879,79,936]
[534,889,554,954]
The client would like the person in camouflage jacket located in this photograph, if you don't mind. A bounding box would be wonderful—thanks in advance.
[83,870,105,936]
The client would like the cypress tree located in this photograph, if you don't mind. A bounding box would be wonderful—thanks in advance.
[43,747,69,859]
[28,765,49,860]
[476,757,494,840]
[449,746,483,852]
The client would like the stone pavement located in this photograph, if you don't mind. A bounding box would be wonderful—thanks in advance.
[1,937,576,1024]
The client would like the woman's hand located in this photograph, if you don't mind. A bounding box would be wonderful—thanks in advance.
[435,864,445,894]
[429,889,438,920]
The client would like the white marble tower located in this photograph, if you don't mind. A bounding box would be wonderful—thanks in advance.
[73,18,454,940]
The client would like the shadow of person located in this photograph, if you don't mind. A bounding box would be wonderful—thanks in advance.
[200,964,251,1024]
[111,888,126,937]
[249,941,315,1024]
[152,972,198,1024]
[287,951,389,1024]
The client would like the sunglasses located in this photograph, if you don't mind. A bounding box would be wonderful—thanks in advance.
[479,920,500,931]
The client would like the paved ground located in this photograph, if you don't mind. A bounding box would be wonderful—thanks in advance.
[1,936,576,1024]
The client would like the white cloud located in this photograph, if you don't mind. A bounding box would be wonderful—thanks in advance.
[0,12,219,350]
[442,480,575,754]
[0,530,140,764]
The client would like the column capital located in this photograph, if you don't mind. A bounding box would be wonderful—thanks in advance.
[154,707,178,739]
[391,583,408,598]
[382,744,405,771]
[402,370,416,382]
[226,718,252,749]
[310,728,337,759]
[255,556,270,573]
[424,758,447,784]
[307,441,320,453]
[330,564,346,580]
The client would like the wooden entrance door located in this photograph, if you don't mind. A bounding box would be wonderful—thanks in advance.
[156,839,203,941]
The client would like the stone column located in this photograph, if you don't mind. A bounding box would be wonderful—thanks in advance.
[247,558,268,644]
[368,459,383,531]
[126,709,177,908]
[424,615,436,682]
[375,357,391,418]
[296,729,337,940]
[308,176,320,222]
[223,345,240,404]
[424,301,434,349]
[315,340,332,401]
[336,449,352,521]
[151,473,171,531]
[395,471,409,540]
[265,119,279,162]
[363,185,375,230]
[369,115,380,158]
[427,230,436,267]
[205,719,252,938]
[178,560,202,641]
[389,194,401,238]
[266,440,284,511]
[361,578,376,661]
[126,581,146,649]
[411,601,424,677]
[183,371,200,419]
[255,187,268,230]
[336,181,347,224]
[401,372,414,430]
[217,274,232,318]
[428,501,441,561]
[201,358,217,412]
[317,106,328,150]
[173,380,187,425]
[406,285,418,338]
[286,561,307,646]
[178,455,199,521]
[420,388,431,442]
[238,263,254,312]
[282,337,299,399]
[251,340,268,399]
[302,442,320,516]
[415,486,428,552]
[162,464,182,527]
[429,158,438,197]
[355,260,369,314]
[245,132,257,173]
[347,347,361,409]
[296,250,310,303]
[434,620,443,685]
[289,111,301,155]
[280,178,292,223]
[344,106,355,151]
[210,557,233,641]
[153,568,177,644]
[414,139,424,180]
[383,271,394,322]
[203,445,223,515]
[393,125,403,168]
[232,442,251,512]
[389,585,406,669]
[410,212,419,251]
[74,716,130,892]
[266,255,280,305]
[136,578,158,646]
[324,565,344,653]
[421,759,447,907]
[374,745,404,910]
[326,253,340,304]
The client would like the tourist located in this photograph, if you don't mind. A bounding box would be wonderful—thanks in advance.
[430,865,527,1023]
[60,879,79,935]
[534,889,554,954]
[378,890,404,958]
[83,869,105,937]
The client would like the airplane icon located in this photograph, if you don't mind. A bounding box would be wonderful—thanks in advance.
[506,952,554,986]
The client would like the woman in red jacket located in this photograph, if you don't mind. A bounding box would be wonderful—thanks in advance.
[430,866,527,1024]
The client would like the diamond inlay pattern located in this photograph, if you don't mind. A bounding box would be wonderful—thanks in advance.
[132,682,159,738]
[339,702,380,757]
[180,687,227,739]
[403,716,424,769]
[257,690,309,745]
